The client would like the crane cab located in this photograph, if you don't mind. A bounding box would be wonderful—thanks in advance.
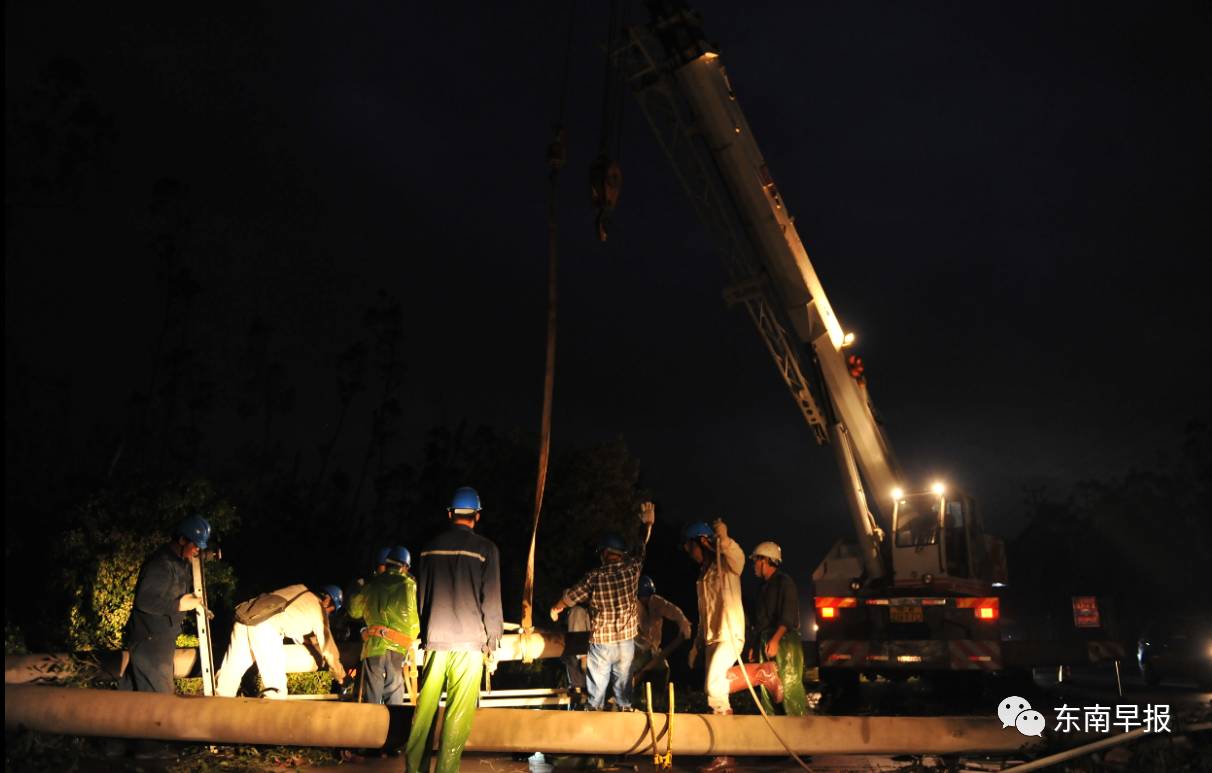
[890,487,1005,594]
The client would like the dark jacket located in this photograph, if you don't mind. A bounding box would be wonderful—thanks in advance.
[752,569,800,639]
[416,523,504,652]
[128,544,192,644]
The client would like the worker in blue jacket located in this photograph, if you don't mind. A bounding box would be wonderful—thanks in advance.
[405,486,503,773]
[118,515,211,760]
[124,515,212,695]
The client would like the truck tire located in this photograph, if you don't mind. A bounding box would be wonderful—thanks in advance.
[820,668,860,713]
[1140,660,1161,687]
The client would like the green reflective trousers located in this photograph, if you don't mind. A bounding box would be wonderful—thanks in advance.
[405,649,483,773]
[760,630,808,716]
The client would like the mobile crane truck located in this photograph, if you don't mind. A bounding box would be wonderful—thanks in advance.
[614,0,1122,699]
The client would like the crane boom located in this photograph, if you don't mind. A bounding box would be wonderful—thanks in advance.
[609,1,1073,685]
[620,2,898,580]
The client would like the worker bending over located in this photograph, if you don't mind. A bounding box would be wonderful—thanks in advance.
[405,486,504,773]
[550,501,656,711]
[749,541,807,716]
[630,575,692,691]
[348,545,418,705]
[684,520,783,773]
[214,584,346,698]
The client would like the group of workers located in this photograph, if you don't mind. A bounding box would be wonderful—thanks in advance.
[550,512,808,772]
[123,486,806,773]
[124,486,501,772]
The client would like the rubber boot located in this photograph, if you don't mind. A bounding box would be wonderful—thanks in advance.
[697,709,736,772]
[725,661,784,703]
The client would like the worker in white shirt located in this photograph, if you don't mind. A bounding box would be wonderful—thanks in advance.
[215,584,346,698]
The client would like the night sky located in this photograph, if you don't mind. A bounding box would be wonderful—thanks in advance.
[7,2,1210,573]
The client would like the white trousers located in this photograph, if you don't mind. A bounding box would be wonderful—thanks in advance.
[215,621,289,698]
[705,638,743,713]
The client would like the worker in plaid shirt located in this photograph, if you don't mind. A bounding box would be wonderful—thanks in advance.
[551,501,655,710]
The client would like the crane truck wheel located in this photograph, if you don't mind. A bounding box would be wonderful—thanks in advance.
[1140,659,1161,687]
[820,668,860,713]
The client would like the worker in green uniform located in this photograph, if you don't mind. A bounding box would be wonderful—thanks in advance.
[405,486,503,773]
[748,541,808,716]
[348,545,419,705]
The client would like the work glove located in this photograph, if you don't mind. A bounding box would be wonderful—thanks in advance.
[177,593,203,612]
[711,518,728,540]
[638,501,656,526]
[680,621,693,641]
[549,605,561,623]
[688,642,699,669]
[484,651,498,676]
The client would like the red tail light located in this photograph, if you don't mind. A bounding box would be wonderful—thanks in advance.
[957,597,999,621]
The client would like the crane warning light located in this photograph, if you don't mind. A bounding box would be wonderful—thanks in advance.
[847,354,864,378]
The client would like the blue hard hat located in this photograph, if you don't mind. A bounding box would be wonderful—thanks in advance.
[374,546,391,567]
[638,575,656,598]
[598,533,626,554]
[682,522,712,544]
[174,515,212,549]
[387,546,411,568]
[319,585,343,611]
[449,486,482,513]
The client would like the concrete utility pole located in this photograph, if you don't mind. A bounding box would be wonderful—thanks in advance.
[6,684,1034,756]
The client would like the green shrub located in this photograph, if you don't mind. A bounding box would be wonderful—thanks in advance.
[177,669,333,697]
[58,478,239,651]
[5,622,28,655]
[252,670,335,697]
[176,676,204,695]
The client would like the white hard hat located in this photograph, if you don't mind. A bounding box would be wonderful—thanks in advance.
[750,541,783,565]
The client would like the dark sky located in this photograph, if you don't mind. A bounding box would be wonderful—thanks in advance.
[7,2,1210,570]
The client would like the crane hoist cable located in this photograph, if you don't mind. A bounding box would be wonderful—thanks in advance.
[520,0,578,640]
[590,0,628,242]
